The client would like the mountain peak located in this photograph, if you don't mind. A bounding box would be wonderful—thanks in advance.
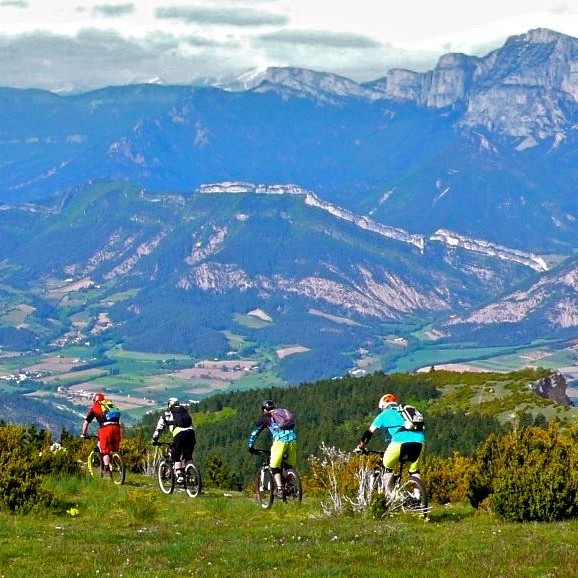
[520,27,569,44]
[220,66,379,103]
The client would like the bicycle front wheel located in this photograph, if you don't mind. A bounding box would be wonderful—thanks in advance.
[184,463,202,498]
[255,467,274,509]
[284,468,302,503]
[157,459,175,494]
[87,450,103,478]
[401,475,428,515]
[109,453,126,485]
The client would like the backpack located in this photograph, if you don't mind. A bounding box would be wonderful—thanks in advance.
[270,408,295,430]
[398,404,424,431]
[170,405,193,428]
[99,400,121,422]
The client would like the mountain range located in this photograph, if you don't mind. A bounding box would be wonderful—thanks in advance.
[2,27,578,383]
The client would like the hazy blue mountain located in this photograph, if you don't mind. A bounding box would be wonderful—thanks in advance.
[2,28,578,381]
[3,29,578,255]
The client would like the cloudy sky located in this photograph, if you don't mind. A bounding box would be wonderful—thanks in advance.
[1,0,577,93]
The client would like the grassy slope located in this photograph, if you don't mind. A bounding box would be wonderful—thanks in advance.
[2,473,578,578]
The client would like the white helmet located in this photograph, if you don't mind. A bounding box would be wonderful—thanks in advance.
[167,397,179,409]
[378,393,398,409]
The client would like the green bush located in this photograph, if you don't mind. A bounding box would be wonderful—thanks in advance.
[425,453,473,504]
[203,452,243,491]
[0,425,59,513]
[466,423,578,521]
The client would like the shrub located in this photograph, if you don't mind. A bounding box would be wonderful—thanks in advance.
[122,489,158,525]
[466,423,578,521]
[425,453,473,504]
[0,424,59,513]
[119,436,149,473]
[203,453,243,491]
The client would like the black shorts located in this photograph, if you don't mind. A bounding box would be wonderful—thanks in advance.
[170,429,196,462]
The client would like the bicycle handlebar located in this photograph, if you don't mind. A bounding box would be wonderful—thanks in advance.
[354,448,385,456]
[251,448,270,455]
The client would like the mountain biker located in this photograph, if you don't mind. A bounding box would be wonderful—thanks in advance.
[151,398,196,483]
[80,392,121,477]
[355,393,425,489]
[248,400,297,498]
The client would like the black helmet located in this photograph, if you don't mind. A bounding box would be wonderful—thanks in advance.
[261,399,275,412]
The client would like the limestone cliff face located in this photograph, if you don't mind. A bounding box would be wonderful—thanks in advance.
[530,371,573,406]
[374,28,578,143]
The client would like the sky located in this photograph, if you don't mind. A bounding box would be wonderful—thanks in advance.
[1,0,578,93]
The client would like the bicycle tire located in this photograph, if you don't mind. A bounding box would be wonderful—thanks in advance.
[157,459,175,494]
[283,468,302,503]
[401,475,428,515]
[184,462,202,498]
[87,450,103,478]
[255,467,274,509]
[109,452,126,485]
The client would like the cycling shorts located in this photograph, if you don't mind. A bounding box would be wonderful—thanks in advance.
[98,423,121,455]
[382,441,423,474]
[171,428,196,462]
[270,440,297,469]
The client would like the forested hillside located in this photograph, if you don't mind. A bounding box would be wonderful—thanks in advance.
[135,368,563,486]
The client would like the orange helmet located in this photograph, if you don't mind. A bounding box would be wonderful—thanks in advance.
[92,392,105,403]
[378,393,398,409]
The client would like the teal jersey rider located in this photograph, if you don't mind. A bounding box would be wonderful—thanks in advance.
[248,400,297,497]
[357,393,425,477]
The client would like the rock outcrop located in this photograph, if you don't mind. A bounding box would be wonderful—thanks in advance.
[530,371,573,406]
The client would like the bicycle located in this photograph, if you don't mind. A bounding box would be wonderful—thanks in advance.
[155,442,202,498]
[84,436,125,485]
[253,448,302,509]
[355,448,428,516]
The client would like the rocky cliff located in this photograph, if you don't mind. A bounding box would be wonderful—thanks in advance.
[530,371,573,406]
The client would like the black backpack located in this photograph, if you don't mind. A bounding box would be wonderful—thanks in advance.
[170,405,192,428]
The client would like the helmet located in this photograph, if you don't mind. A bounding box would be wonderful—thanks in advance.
[167,397,180,409]
[378,393,398,409]
[261,399,276,412]
[92,392,105,403]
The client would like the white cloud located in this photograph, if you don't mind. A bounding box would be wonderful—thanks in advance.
[0,0,577,92]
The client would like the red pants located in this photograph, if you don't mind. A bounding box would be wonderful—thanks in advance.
[98,424,121,455]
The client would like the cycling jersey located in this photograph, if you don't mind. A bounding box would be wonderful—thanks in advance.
[249,414,297,469]
[84,401,121,455]
[248,414,297,447]
[371,405,425,444]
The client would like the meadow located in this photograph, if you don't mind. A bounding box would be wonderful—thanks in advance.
[2,472,578,578]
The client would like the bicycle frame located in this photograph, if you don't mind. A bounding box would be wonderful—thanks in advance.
[154,441,202,498]
[84,435,125,485]
[356,448,428,516]
[252,448,302,509]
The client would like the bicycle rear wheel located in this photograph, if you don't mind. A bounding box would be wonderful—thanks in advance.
[184,463,202,498]
[87,450,103,478]
[401,476,428,515]
[157,459,175,494]
[283,468,302,503]
[109,452,126,485]
[255,467,274,509]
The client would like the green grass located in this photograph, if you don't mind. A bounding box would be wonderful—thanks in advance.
[3,474,578,577]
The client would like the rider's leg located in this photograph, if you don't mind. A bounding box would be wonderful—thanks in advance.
[407,442,424,479]
[269,441,285,495]
[97,430,111,473]
[382,442,403,493]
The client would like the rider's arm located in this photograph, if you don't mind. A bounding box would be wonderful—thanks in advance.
[357,424,377,449]
[248,417,267,449]
[152,413,167,442]
[81,409,96,437]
